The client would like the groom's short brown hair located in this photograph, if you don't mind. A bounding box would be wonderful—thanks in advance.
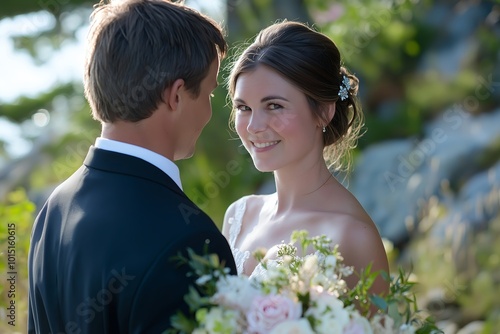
[84,0,227,123]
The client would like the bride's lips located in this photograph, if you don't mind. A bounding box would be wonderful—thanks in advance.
[251,140,281,152]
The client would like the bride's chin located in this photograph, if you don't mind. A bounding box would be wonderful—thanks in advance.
[250,157,278,172]
[254,165,274,173]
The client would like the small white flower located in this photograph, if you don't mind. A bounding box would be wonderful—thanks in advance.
[306,293,350,334]
[302,254,319,273]
[202,307,241,334]
[299,254,319,288]
[263,261,283,282]
[195,274,212,285]
[212,275,260,312]
[399,323,417,334]
[340,266,354,277]
[311,273,328,287]
[324,254,337,268]
[370,314,395,334]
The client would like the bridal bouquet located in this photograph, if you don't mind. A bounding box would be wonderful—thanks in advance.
[165,230,440,334]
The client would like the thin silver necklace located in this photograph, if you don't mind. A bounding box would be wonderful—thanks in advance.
[302,173,333,196]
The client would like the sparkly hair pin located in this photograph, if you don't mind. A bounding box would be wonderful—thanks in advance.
[338,75,351,101]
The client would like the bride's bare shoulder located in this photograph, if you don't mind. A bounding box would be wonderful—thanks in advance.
[222,193,274,234]
[224,194,267,214]
[245,193,274,209]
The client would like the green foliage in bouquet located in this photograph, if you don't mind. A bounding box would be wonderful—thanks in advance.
[165,230,441,334]
[167,249,233,333]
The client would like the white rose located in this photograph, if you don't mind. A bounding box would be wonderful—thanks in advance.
[212,275,260,312]
[306,293,350,334]
[343,315,373,334]
[270,319,315,334]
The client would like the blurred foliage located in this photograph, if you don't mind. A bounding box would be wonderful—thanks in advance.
[2,3,92,65]
[0,83,78,123]
[0,0,92,19]
[477,136,500,170]
[225,0,310,42]
[402,194,500,332]
[0,189,35,333]
[306,0,500,145]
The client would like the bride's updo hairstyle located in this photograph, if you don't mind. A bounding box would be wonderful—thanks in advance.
[228,21,363,172]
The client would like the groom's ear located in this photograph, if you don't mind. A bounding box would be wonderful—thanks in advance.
[164,78,185,112]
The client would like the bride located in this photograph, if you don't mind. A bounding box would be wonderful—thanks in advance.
[222,21,389,295]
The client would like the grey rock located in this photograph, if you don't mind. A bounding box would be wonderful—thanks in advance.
[349,108,500,246]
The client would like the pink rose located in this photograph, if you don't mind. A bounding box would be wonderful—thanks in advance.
[246,294,302,334]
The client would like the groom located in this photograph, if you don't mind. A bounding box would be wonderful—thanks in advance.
[27,0,236,332]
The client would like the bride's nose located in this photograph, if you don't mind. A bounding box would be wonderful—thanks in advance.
[247,110,268,134]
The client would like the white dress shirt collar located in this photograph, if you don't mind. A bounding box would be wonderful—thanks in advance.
[94,137,183,190]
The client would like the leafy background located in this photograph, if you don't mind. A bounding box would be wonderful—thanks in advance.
[0,0,499,333]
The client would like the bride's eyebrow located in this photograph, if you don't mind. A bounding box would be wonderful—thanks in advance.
[233,96,289,104]
[261,95,289,103]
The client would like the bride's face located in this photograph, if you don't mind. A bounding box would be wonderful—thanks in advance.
[233,65,324,172]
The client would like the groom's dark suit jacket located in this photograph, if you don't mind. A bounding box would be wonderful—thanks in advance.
[28,147,237,334]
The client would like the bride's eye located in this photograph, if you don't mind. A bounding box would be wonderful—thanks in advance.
[236,105,251,112]
[268,103,283,110]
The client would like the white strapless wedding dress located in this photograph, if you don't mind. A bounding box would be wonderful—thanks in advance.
[226,198,269,279]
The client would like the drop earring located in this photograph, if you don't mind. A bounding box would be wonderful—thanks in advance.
[322,126,326,133]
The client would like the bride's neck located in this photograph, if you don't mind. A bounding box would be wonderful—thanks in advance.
[273,166,333,213]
